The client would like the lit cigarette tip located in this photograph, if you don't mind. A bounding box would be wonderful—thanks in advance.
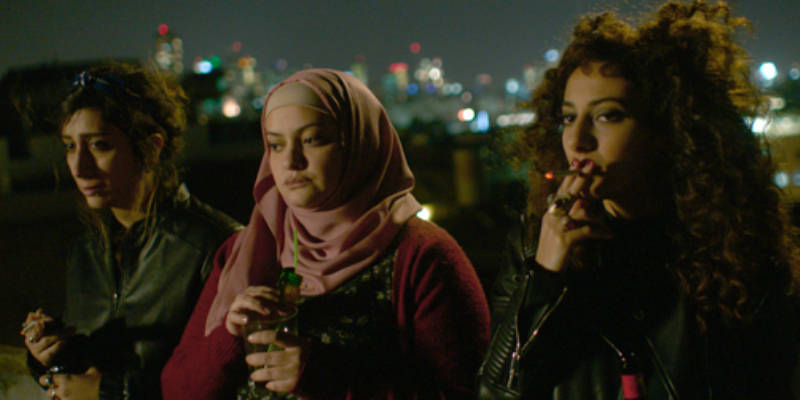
[544,170,577,180]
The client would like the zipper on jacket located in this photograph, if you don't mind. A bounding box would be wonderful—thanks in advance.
[506,274,569,389]
[643,334,680,399]
[112,242,126,312]
[506,273,529,388]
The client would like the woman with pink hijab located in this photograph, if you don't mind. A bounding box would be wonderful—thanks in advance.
[161,69,490,399]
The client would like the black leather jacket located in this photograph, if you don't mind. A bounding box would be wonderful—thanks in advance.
[477,216,799,399]
[28,185,242,400]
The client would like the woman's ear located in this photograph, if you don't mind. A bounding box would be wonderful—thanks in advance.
[150,133,164,164]
[151,133,164,150]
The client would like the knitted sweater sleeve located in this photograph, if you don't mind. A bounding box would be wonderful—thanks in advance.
[161,233,246,400]
[292,217,491,399]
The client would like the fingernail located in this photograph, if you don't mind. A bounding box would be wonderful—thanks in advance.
[571,158,579,167]
[581,159,594,171]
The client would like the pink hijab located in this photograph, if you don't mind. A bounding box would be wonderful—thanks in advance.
[205,69,421,335]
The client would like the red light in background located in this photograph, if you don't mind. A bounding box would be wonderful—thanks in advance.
[410,42,421,54]
[232,41,242,52]
[356,54,366,63]
[389,63,408,74]
[158,24,169,36]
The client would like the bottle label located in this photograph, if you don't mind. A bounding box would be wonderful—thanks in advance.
[621,373,645,399]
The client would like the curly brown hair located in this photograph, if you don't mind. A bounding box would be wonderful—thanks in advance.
[59,61,188,242]
[514,1,800,325]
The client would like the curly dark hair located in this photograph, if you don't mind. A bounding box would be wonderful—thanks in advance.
[59,61,188,207]
[514,1,800,325]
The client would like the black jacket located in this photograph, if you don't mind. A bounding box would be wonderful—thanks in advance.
[28,185,242,400]
[477,216,799,399]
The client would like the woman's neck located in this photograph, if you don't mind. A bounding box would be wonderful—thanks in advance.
[111,207,149,228]
[111,179,156,228]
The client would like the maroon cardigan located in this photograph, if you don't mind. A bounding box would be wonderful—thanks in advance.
[161,217,490,399]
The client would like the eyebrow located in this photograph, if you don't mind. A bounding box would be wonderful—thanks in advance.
[562,97,627,108]
[265,122,332,138]
[61,132,110,140]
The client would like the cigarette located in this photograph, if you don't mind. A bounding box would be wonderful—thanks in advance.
[20,321,37,335]
[544,170,578,180]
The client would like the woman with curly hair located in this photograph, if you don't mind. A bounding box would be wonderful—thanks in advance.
[477,1,800,398]
[22,61,241,400]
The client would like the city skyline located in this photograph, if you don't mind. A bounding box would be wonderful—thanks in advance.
[2,0,799,85]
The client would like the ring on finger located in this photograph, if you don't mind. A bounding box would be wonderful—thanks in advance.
[563,215,577,230]
[547,193,574,215]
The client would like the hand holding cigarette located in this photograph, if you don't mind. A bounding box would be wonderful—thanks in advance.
[23,309,75,368]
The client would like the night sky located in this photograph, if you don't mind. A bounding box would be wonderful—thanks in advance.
[2,0,798,85]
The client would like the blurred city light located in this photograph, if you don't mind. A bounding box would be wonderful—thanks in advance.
[410,42,421,54]
[389,63,408,73]
[425,82,436,94]
[252,98,264,110]
[497,112,535,127]
[759,62,778,80]
[505,78,520,94]
[407,83,419,95]
[222,97,241,118]
[417,205,434,221]
[793,171,800,187]
[232,41,242,52]
[158,24,169,36]
[545,49,559,63]
[216,76,228,91]
[790,68,800,80]
[775,171,790,188]
[750,117,769,133]
[768,96,786,110]
[196,60,212,74]
[201,99,218,115]
[275,59,287,71]
[209,56,222,69]
[429,67,442,81]
[476,111,490,132]
[458,108,475,122]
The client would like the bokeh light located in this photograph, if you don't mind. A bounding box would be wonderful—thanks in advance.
[458,108,475,122]
[759,62,778,80]
[775,171,789,188]
[545,49,559,63]
[505,78,520,94]
[222,97,241,118]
